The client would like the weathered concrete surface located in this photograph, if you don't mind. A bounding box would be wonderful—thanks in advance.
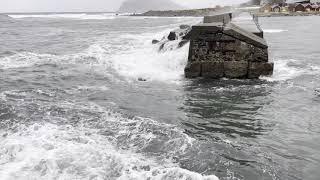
[231,13,264,38]
[185,12,273,79]
[202,61,224,78]
[224,61,248,78]
[248,62,274,78]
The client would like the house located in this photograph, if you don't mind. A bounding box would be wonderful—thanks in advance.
[294,3,312,11]
[311,4,320,11]
[302,3,313,11]
[294,3,305,11]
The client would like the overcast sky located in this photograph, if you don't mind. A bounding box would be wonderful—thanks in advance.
[1,0,248,13]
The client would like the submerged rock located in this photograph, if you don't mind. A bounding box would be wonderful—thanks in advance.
[168,32,177,41]
[155,24,192,52]
[179,24,191,29]
[152,39,160,44]
[178,40,189,48]
[138,77,147,81]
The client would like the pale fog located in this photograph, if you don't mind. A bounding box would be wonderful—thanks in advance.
[0,0,248,12]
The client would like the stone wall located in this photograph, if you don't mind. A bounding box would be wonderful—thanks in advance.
[185,14,274,79]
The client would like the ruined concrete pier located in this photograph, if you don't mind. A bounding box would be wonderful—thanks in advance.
[185,12,273,79]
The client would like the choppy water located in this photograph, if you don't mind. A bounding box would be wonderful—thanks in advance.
[0,13,320,180]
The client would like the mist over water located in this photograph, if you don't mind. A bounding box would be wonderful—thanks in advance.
[0,14,320,180]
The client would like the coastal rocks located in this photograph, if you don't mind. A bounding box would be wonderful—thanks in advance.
[168,32,177,41]
[134,7,232,17]
[185,13,273,79]
[156,24,192,51]
[180,25,191,29]
[138,77,147,81]
[152,39,160,44]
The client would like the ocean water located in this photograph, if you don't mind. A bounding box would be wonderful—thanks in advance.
[0,13,320,180]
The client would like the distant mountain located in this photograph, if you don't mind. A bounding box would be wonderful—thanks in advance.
[118,0,184,13]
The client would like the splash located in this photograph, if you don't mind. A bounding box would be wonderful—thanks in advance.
[0,123,217,180]
[263,29,288,33]
[0,28,191,83]
[261,59,320,82]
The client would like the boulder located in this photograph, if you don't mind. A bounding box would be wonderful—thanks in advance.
[152,39,160,44]
[180,24,191,29]
[168,31,177,41]
[138,77,147,81]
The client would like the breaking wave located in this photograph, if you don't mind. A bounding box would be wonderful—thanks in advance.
[0,89,219,180]
[261,59,320,81]
[0,123,218,180]
[0,29,189,83]
[263,29,288,33]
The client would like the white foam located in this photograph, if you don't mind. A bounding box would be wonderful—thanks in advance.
[0,23,195,83]
[8,13,116,20]
[263,29,288,33]
[0,52,56,69]
[0,121,217,180]
[261,59,320,82]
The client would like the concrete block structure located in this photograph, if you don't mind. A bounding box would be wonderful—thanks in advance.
[185,12,274,79]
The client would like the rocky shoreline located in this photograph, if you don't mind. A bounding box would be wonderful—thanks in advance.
[254,11,320,17]
[132,7,232,17]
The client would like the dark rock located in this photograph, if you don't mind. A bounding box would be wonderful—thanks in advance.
[152,39,160,44]
[248,62,274,78]
[138,77,147,81]
[185,62,201,78]
[140,165,151,171]
[182,28,192,40]
[168,32,177,41]
[224,61,248,78]
[178,40,189,48]
[2,133,8,138]
[180,24,191,29]
[159,43,165,51]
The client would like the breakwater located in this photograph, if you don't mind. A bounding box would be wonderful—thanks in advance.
[185,12,274,79]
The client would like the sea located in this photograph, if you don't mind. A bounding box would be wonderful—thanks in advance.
[0,12,320,180]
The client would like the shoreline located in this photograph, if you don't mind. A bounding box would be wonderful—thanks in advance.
[131,7,232,17]
[254,11,320,17]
